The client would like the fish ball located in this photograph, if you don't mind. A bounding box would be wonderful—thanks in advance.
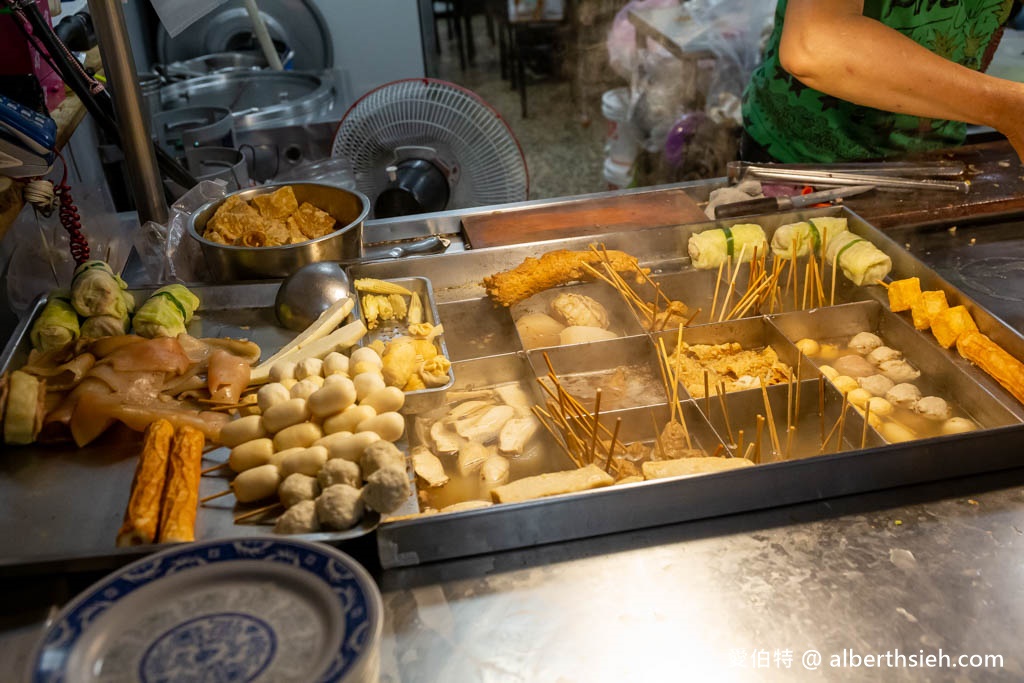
[231,464,281,503]
[858,374,895,397]
[867,346,902,366]
[273,422,323,451]
[846,388,873,409]
[257,383,292,413]
[885,383,922,409]
[269,361,297,383]
[350,346,383,369]
[360,386,405,414]
[274,499,319,534]
[294,357,323,380]
[279,445,328,478]
[262,398,311,433]
[819,364,839,381]
[278,473,320,508]
[356,411,406,442]
[881,420,917,443]
[880,359,921,384]
[794,338,820,356]
[848,332,882,355]
[914,396,952,421]
[308,381,357,419]
[316,430,381,462]
[942,417,978,435]
[817,343,841,361]
[228,438,275,473]
[323,352,350,377]
[362,467,411,514]
[323,404,377,435]
[361,440,406,477]
[353,371,386,401]
[834,354,876,378]
[316,484,364,529]
[832,375,859,395]
[317,458,361,489]
[289,377,323,400]
[219,414,267,448]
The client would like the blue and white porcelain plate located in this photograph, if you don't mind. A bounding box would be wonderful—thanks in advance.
[30,538,382,683]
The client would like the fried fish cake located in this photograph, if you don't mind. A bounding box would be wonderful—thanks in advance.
[252,185,299,220]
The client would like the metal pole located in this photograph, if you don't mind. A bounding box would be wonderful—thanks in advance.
[87,0,168,225]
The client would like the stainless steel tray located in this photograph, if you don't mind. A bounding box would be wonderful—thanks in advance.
[0,282,378,572]
[354,206,1024,568]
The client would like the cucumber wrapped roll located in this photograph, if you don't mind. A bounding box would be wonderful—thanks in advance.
[771,217,849,259]
[687,223,767,269]
[825,231,892,287]
[70,260,129,318]
[30,292,80,352]
[132,284,201,338]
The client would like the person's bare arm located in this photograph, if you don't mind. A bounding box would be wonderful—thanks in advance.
[779,0,1024,159]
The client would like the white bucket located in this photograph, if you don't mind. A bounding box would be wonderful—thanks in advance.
[601,88,640,165]
[603,157,634,191]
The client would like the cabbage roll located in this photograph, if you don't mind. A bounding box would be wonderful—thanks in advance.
[81,290,135,339]
[133,284,201,338]
[825,231,892,287]
[771,217,849,259]
[687,223,767,269]
[30,292,80,352]
[70,260,129,318]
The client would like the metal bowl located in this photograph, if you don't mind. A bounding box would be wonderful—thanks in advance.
[189,182,369,281]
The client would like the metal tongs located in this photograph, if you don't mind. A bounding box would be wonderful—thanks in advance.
[727,160,971,193]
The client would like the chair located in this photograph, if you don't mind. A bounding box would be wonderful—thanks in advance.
[503,1,575,118]
[433,1,467,70]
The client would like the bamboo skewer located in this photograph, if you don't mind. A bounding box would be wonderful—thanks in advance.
[819,397,849,454]
[606,417,622,472]
[819,375,826,443]
[711,444,725,458]
[201,463,230,475]
[737,429,745,457]
[836,393,850,452]
[755,414,765,464]
[718,245,749,322]
[200,489,233,504]
[704,370,711,415]
[785,425,796,460]
[234,502,282,523]
[710,260,725,321]
[589,389,602,464]
[830,252,840,307]
[875,279,890,289]
[743,443,756,461]
[759,378,782,455]
[861,402,872,449]
[651,409,666,459]
[795,351,804,420]
[786,371,794,434]
[717,381,735,446]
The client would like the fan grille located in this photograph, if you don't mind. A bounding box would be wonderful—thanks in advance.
[331,79,528,211]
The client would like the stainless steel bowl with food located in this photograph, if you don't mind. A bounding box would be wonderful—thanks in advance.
[189,182,369,280]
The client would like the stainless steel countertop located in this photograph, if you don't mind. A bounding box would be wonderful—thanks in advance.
[5,195,1024,681]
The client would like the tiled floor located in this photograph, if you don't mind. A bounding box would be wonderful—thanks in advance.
[433,16,613,201]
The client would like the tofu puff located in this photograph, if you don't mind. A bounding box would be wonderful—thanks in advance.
[202,186,337,247]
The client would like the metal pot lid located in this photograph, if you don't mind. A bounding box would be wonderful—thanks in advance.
[158,71,337,131]
[155,0,331,72]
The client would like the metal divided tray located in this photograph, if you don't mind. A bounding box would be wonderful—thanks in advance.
[352,206,1024,568]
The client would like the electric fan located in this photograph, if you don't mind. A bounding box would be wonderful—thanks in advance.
[331,78,529,219]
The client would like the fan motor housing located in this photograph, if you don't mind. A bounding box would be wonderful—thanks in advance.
[374,158,451,219]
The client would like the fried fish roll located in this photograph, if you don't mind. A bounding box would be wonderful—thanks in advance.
[116,419,174,547]
[157,425,206,543]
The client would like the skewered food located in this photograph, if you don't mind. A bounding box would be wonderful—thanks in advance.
[318,458,362,489]
[316,484,364,529]
[116,419,174,547]
[794,338,820,356]
[274,500,320,534]
[31,293,80,352]
[910,290,948,331]
[914,396,952,421]
[931,305,978,349]
[361,440,406,477]
[956,331,1024,405]
[70,260,130,319]
[866,345,901,366]
[157,425,205,543]
[848,332,882,355]
[3,371,45,445]
[886,277,921,312]
[549,293,610,329]
[278,473,320,508]
[515,312,566,349]
[670,342,793,397]
[642,456,754,480]
[885,383,921,409]
[942,417,978,435]
[479,456,510,492]
[483,248,644,307]
[879,359,920,383]
[81,292,134,338]
[490,464,615,504]
[132,285,200,338]
[770,216,848,259]
[559,326,618,345]
[858,374,894,397]
[834,354,875,378]
[362,467,411,514]
[688,224,766,269]
[831,375,859,395]
[824,231,892,286]
[499,416,540,455]
[411,446,448,487]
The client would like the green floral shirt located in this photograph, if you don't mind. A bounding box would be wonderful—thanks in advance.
[742,0,1015,162]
